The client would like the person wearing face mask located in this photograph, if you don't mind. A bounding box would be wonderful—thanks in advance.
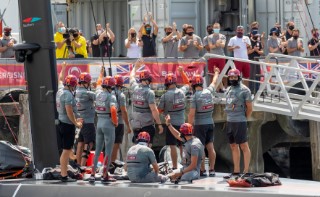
[69,28,88,58]
[227,26,252,87]
[287,29,304,57]
[247,21,265,49]
[308,28,320,56]
[267,28,282,54]
[99,23,115,57]
[285,21,295,40]
[125,27,143,58]
[165,116,204,183]
[179,25,203,58]
[139,13,159,57]
[203,24,214,52]
[53,22,68,59]
[248,32,264,60]
[90,24,104,57]
[162,22,181,58]
[223,69,252,180]
[207,23,227,89]
[0,26,17,58]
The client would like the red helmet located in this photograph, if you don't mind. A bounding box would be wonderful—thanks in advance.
[190,74,204,86]
[64,75,78,87]
[137,131,150,143]
[228,69,241,77]
[179,123,193,136]
[139,70,152,82]
[164,73,177,86]
[78,72,92,84]
[114,75,124,86]
[4,26,12,32]
[102,76,116,88]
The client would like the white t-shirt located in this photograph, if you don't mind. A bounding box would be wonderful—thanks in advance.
[125,39,141,58]
[228,36,251,59]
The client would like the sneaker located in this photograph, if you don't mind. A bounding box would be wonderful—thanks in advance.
[160,176,169,184]
[101,175,117,183]
[209,170,216,177]
[241,172,253,178]
[223,172,241,180]
[60,176,77,182]
[200,170,208,177]
[88,175,95,183]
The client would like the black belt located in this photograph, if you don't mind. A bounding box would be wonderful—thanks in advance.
[167,108,185,112]
[196,110,214,114]
[134,106,150,110]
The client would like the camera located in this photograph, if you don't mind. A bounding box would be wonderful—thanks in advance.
[63,28,76,46]
[13,43,40,63]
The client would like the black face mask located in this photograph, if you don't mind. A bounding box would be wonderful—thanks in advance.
[236,32,243,38]
[229,80,239,86]
[4,32,10,37]
[289,26,294,31]
[131,33,136,38]
[146,28,151,34]
[253,36,258,40]
[293,35,299,39]
[73,34,79,38]
[166,32,172,36]
[207,29,213,35]
[187,32,194,36]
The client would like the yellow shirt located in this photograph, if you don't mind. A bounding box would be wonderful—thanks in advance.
[72,36,88,58]
[54,32,68,58]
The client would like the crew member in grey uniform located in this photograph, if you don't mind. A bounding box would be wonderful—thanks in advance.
[126,131,167,183]
[56,62,83,182]
[188,67,220,177]
[111,75,132,164]
[129,59,163,147]
[158,67,190,169]
[89,76,118,183]
[223,69,253,180]
[75,72,96,166]
[165,115,203,182]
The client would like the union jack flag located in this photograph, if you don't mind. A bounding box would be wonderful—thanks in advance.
[114,64,145,84]
[298,62,320,79]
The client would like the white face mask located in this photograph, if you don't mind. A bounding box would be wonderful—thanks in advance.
[58,27,66,34]
[97,30,102,35]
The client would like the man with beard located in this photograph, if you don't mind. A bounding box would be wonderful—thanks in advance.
[308,28,320,56]
[287,29,304,57]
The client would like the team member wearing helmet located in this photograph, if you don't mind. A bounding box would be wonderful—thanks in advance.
[126,132,167,183]
[157,66,190,169]
[129,59,163,147]
[111,75,132,164]
[56,62,83,182]
[89,75,118,183]
[75,72,96,166]
[224,69,252,179]
[165,115,203,182]
[188,67,220,177]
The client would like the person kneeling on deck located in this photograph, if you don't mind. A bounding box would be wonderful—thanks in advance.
[165,115,203,182]
[126,132,167,183]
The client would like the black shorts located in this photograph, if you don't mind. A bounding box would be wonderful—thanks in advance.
[115,124,125,144]
[132,125,156,144]
[194,124,214,145]
[57,122,76,150]
[165,125,181,145]
[226,122,248,144]
[78,123,96,144]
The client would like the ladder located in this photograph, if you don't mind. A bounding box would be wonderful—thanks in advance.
[203,53,320,122]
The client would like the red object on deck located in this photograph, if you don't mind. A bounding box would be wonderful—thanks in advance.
[86,151,104,166]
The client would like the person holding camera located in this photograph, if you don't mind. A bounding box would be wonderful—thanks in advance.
[54,22,69,59]
[99,23,115,57]
[69,28,88,58]
[0,26,17,58]
[125,27,142,58]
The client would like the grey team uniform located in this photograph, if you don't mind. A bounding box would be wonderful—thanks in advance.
[75,87,96,144]
[93,88,118,169]
[130,80,156,143]
[179,137,203,181]
[56,85,77,150]
[180,35,203,58]
[114,88,126,143]
[126,143,165,183]
[191,84,216,145]
[158,85,189,145]
[225,84,252,144]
